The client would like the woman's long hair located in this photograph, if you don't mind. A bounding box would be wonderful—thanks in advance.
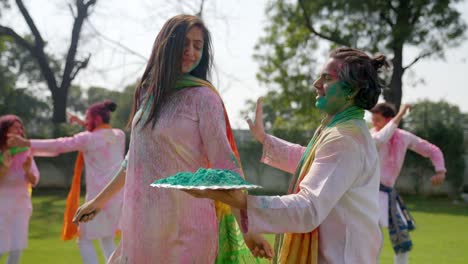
[0,115,25,150]
[129,14,213,128]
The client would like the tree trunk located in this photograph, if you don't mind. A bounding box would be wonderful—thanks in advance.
[0,0,96,125]
[52,89,67,123]
[384,0,413,111]
[385,45,404,110]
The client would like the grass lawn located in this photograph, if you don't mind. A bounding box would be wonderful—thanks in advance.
[12,189,468,264]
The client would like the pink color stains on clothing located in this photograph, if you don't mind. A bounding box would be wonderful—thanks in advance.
[243,120,382,264]
[0,150,39,253]
[111,87,242,263]
[371,121,446,188]
[30,128,125,239]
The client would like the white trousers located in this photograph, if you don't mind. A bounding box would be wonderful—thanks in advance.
[77,236,116,264]
[394,252,409,264]
[0,250,22,264]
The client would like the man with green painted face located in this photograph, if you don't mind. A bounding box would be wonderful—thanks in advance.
[186,47,389,264]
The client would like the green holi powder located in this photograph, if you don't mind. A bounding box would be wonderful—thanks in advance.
[316,81,340,110]
[315,96,329,110]
[0,147,29,164]
[153,168,256,187]
[316,81,349,113]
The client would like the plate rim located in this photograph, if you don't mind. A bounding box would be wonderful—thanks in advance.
[150,183,262,190]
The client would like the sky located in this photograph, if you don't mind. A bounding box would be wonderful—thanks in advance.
[2,0,468,128]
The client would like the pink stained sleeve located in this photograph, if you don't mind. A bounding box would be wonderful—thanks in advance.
[197,88,242,175]
[406,132,446,172]
[241,134,362,234]
[29,157,40,186]
[371,121,398,148]
[30,131,91,157]
[260,134,306,174]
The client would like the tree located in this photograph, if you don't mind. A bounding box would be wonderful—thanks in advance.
[245,1,324,142]
[65,81,135,130]
[111,82,136,129]
[86,85,129,128]
[255,0,466,113]
[242,91,320,145]
[87,86,121,105]
[0,0,98,123]
[0,36,50,128]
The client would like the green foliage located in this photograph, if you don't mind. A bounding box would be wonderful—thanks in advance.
[56,82,136,132]
[67,85,122,115]
[112,82,136,129]
[67,85,88,114]
[0,34,135,138]
[0,87,50,123]
[403,100,466,193]
[242,92,321,145]
[0,37,51,131]
[87,86,122,105]
[3,35,61,87]
[293,0,466,53]
[248,1,323,141]
[252,0,467,119]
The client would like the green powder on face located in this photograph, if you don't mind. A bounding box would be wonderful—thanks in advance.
[153,168,256,187]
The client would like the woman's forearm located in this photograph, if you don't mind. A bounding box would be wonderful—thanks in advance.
[93,166,126,207]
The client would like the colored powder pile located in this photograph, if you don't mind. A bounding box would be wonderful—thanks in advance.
[154,168,254,186]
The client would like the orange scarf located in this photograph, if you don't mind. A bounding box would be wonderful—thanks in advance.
[61,124,112,241]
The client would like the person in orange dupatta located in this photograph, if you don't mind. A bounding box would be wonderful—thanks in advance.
[8,100,125,264]
[187,47,389,264]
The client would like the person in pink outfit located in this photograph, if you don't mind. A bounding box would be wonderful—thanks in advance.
[370,102,446,264]
[72,14,271,263]
[0,115,40,264]
[8,101,125,264]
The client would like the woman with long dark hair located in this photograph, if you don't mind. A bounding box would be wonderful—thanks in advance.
[0,115,39,264]
[72,14,271,263]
